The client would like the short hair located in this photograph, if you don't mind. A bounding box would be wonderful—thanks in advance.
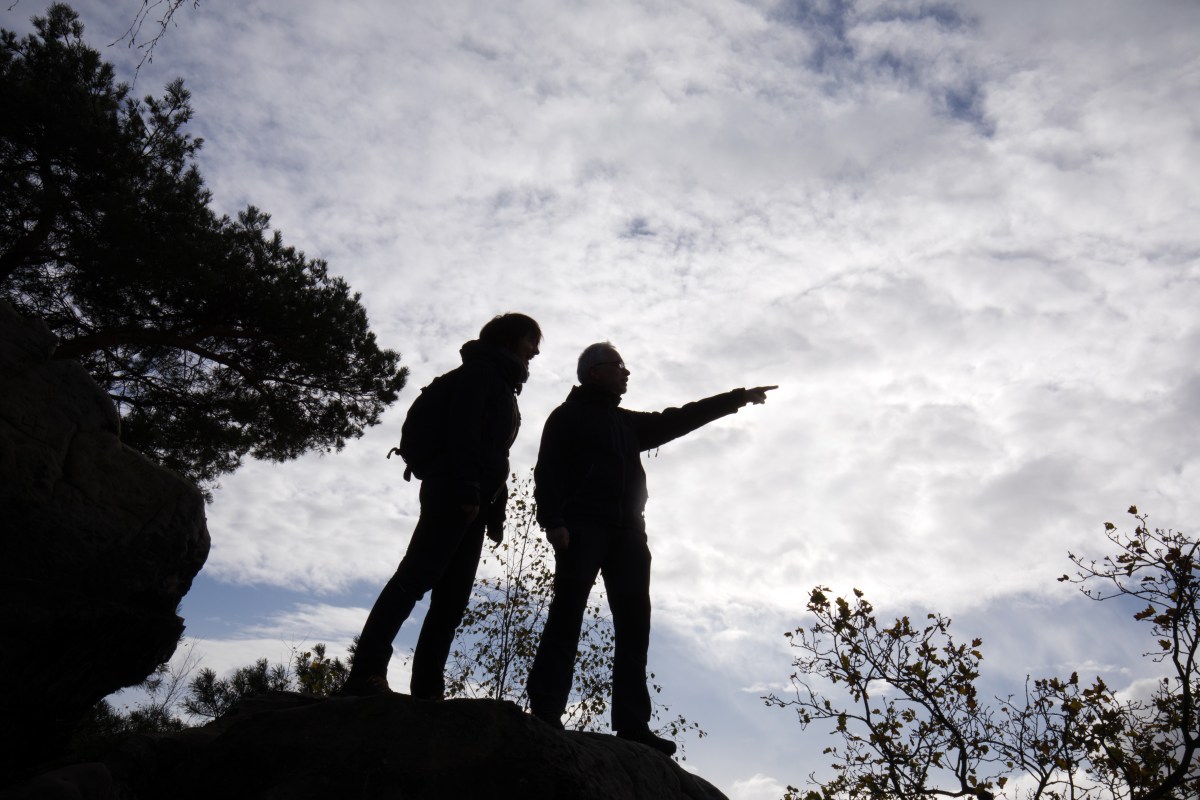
[479,313,543,352]
[577,341,617,384]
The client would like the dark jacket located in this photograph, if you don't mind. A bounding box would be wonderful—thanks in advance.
[432,340,526,502]
[534,384,747,531]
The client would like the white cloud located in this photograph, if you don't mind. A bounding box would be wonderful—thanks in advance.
[239,603,373,642]
[729,773,791,800]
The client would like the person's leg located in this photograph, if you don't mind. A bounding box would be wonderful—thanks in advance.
[409,512,487,699]
[345,479,471,690]
[602,526,653,734]
[526,524,608,725]
[603,526,675,754]
[349,573,420,685]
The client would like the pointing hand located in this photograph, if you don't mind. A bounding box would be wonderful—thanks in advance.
[744,385,778,405]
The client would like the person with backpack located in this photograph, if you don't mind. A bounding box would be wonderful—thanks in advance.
[526,341,775,754]
[341,313,542,698]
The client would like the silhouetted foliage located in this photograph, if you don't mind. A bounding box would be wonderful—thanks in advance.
[446,474,706,755]
[1058,509,1199,800]
[292,642,351,698]
[71,699,184,760]
[70,644,201,757]
[766,507,1199,800]
[183,659,291,720]
[0,4,406,494]
[182,644,349,720]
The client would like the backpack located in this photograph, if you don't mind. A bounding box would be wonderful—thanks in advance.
[386,366,463,481]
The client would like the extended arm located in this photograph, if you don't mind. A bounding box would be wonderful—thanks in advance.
[629,385,777,451]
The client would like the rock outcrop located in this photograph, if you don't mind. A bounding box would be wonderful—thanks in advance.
[98,692,729,800]
[0,301,210,778]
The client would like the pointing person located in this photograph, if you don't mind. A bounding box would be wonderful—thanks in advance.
[527,341,775,754]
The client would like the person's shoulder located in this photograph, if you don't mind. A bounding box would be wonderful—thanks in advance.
[453,357,498,383]
[546,396,575,417]
[459,358,487,372]
[543,393,587,425]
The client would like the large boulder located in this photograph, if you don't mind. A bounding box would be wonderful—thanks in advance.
[0,301,210,779]
[101,692,729,800]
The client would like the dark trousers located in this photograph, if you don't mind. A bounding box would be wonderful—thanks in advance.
[527,523,652,732]
[351,478,488,698]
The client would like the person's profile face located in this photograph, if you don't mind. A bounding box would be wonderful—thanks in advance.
[589,349,629,396]
[513,332,540,366]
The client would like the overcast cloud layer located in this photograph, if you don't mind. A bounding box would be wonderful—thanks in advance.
[9,0,1199,795]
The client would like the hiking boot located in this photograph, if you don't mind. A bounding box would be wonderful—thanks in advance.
[339,674,392,697]
[616,727,677,756]
[531,708,565,730]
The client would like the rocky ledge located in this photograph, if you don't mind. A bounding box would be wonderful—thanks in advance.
[7,692,729,800]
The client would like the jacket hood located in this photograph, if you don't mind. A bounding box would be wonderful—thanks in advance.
[461,339,529,391]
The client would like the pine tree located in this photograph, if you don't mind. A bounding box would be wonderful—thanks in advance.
[1,4,407,492]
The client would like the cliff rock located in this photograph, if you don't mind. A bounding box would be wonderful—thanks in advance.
[0,301,210,777]
[103,692,730,800]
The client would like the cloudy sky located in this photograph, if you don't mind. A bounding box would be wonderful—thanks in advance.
[9,0,1200,795]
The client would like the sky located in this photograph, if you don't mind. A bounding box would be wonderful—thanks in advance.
[7,0,1200,796]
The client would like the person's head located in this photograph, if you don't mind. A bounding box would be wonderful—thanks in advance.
[577,342,629,396]
[480,313,542,365]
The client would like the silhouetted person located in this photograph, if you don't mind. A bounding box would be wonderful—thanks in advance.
[526,342,775,754]
[342,313,542,697]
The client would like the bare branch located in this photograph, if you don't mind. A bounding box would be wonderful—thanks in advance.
[109,1,201,80]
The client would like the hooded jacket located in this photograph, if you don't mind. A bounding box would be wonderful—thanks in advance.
[534,383,748,531]
[433,339,527,500]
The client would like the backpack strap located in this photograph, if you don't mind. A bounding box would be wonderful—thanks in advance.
[385,446,414,482]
